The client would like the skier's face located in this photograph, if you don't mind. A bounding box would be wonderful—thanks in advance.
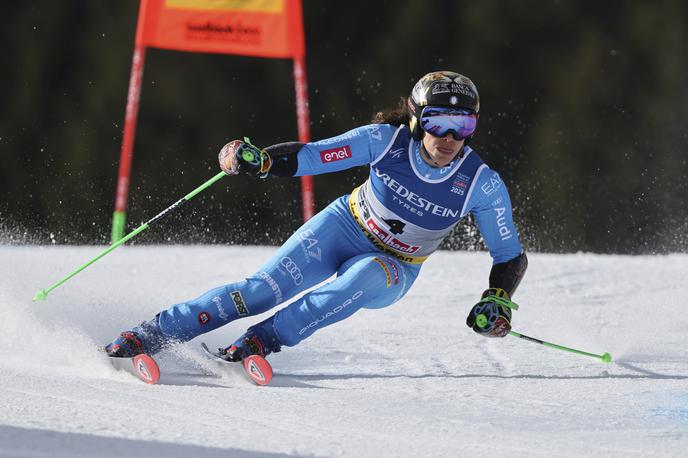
[421,132,464,167]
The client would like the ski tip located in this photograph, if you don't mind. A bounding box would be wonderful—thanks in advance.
[243,355,273,386]
[133,354,161,384]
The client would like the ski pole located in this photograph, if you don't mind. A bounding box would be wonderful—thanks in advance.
[507,330,611,363]
[33,171,227,301]
[475,312,612,363]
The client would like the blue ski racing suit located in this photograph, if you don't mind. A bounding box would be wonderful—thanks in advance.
[143,123,526,351]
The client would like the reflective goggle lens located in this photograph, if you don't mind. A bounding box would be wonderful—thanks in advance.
[420,106,478,140]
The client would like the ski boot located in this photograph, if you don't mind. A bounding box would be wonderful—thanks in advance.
[218,316,282,362]
[104,315,169,358]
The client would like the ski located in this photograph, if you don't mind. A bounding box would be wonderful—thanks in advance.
[104,352,161,385]
[200,342,273,386]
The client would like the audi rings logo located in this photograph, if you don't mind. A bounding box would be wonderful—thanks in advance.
[280,257,303,286]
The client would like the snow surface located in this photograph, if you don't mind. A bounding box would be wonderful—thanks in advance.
[1,245,687,457]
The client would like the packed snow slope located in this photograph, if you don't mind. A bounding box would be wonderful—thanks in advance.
[1,245,687,457]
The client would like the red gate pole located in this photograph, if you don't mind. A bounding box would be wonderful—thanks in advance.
[293,54,315,221]
[111,0,149,242]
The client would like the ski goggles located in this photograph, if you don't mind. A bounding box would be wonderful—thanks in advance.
[420,106,478,140]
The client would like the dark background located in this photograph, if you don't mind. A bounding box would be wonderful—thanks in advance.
[2,1,687,253]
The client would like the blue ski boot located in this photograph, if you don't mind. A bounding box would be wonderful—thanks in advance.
[104,315,169,357]
[219,316,282,362]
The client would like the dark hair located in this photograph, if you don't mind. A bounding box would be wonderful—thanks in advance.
[371,97,410,126]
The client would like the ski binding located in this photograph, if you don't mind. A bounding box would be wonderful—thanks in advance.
[201,342,273,386]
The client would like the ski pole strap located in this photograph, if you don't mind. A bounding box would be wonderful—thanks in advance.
[479,288,520,310]
[241,137,272,179]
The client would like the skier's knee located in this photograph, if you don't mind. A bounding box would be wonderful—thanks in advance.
[338,254,409,310]
[233,274,286,313]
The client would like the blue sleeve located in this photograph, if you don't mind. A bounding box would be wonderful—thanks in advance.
[295,124,400,176]
[467,167,523,264]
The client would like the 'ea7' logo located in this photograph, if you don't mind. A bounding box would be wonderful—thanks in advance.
[297,229,321,262]
[367,125,383,141]
[481,173,502,196]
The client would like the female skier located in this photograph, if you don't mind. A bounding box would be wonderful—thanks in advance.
[105,71,528,361]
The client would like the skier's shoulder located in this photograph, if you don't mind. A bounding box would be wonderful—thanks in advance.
[348,123,411,163]
[466,149,513,206]
[358,122,410,145]
[310,123,404,152]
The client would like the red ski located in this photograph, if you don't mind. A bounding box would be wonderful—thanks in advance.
[201,342,273,386]
[106,353,161,385]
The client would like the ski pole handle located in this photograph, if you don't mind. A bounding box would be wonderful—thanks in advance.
[33,171,226,301]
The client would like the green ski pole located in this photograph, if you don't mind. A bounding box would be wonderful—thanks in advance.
[33,171,227,301]
[507,330,612,363]
[475,313,612,363]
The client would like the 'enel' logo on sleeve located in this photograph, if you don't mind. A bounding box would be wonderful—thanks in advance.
[320,145,352,163]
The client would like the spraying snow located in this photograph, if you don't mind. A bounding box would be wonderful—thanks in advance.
[1,245,687,457]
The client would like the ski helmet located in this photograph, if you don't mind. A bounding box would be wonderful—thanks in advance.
[407,71,480,140]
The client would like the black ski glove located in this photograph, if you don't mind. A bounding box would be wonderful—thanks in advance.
[466,288,518,338]
[219,138,272,178]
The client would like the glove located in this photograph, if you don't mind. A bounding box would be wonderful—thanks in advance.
[466,288,516,338]
[218,138,272,178]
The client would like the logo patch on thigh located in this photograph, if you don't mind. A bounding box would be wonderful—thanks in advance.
[372,257,393,288]
[230,290,249,316]
[198,311,211,325]
[386,257,400,285]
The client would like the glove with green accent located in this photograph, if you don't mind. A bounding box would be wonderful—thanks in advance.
[218,138,272,178]
[466,288,518,338]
